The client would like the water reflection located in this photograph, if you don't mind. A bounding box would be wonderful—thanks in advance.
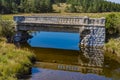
[81,48,104,67]
[30,68,107,80]
[31,47,104,74]
[23,43,110,80]
[22,31,120,80]
[22,44,120,80]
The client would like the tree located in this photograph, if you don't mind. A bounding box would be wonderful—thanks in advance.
[105,14,118,35]
[66,0,120,13]
[69,4,76,13]
[34,0,53,13]
[0,0,120,13]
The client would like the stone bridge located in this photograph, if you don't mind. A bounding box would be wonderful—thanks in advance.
[13,16,105,47]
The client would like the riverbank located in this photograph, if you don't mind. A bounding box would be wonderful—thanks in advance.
[104,38,120,57]
[0,38,35,80]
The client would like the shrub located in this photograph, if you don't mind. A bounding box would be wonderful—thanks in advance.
[105,13,120,35]
[0,19,15,37]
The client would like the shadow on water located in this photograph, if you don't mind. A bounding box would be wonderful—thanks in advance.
[20,32,120,80]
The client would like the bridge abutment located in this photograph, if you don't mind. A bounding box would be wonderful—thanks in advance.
[80,26,105,48]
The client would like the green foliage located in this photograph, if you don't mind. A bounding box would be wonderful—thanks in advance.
[0,0,120,13]
[105,13,117,34]
[34,0,53,13]
[115,14,120,33]
[0,18,15,37]
[0,0,53,14]
[105,39,120,55]
[0,40,35,79]
[65,0,120,13]
[105,13,120,36]
[65,4,76,13]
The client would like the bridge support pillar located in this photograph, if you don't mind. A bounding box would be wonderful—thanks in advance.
[79,26,105,48]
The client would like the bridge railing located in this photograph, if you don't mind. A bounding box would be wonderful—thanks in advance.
[14,16,105,26]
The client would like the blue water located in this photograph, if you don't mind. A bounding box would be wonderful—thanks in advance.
[31,68,111,80]
[28,31,80,50]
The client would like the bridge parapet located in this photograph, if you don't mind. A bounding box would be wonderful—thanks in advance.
[14,16,105,26]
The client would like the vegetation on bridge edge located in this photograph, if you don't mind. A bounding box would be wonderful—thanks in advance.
[0,38,35,80]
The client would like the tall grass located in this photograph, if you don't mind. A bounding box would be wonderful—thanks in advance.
[105,39,120,57]
[0,38,35,80]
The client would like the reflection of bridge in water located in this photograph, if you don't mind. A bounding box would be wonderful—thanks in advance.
[14,16,105,47]
[29,47,104,75]
[80,48,104,67]
[22,41,120,80]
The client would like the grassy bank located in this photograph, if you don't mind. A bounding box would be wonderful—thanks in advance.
[1,12,120,20]
[0,38,35,80]
[104,39,120,57]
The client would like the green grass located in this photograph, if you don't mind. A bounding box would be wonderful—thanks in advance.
[105,39,120,57]
[1,12,120,21]
[1,14,32,20]
[0,38,35,80]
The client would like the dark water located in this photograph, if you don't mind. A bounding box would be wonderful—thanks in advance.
[24,31,120,80]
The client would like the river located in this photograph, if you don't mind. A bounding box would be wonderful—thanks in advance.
[22,31,120,80]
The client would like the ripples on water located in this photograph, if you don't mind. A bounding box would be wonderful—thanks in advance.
[22,31,120,80]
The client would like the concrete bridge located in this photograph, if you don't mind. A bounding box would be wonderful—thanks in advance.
[13,16,105,47]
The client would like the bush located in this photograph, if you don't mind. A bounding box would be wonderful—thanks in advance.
[0,19,15,37]
[105,13,120,35]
